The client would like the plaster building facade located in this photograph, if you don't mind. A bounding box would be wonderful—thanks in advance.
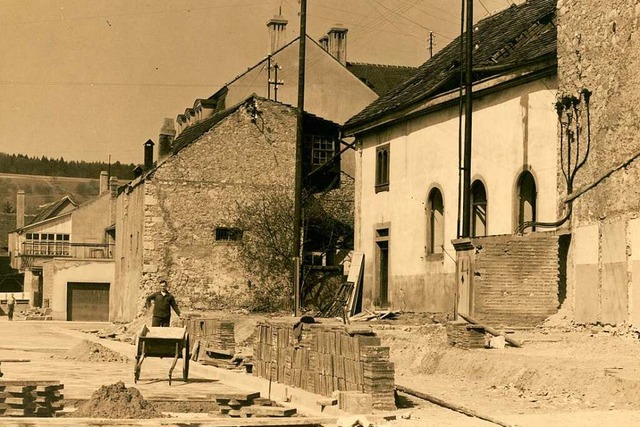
[112,96,341,322]
[8,173,118,320]
[557,0,640,325]
[343,0,560,321]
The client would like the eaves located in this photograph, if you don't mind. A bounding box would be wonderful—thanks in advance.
[343,57,557,138]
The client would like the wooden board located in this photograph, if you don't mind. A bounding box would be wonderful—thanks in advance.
[346,253,364,316]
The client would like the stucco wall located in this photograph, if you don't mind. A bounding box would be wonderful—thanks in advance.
[43,259,115,321]
[355,78,558,313]
[225,38,378,126]
[71,192,113,244]
[112,183,145,322]
[115,99,298,322]
[558,0,640,325]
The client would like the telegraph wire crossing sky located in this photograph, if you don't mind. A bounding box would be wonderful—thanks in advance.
[0,0,517,165]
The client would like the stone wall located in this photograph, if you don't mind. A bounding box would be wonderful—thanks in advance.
[471,233,560,326]
[115,99,298,321]
[558,0,640,325]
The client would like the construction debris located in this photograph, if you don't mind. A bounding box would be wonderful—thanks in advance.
[20,307,52,321]
[69,381,162,419]
[209,391,295,418]
[350,310,400,322]
[62,340,129,363]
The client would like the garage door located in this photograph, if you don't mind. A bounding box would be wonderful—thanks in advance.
[66,282,110,321]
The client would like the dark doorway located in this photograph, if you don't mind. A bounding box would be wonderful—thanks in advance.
[377,240,389,307]
[67,282,110,321]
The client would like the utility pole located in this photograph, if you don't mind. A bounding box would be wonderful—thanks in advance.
[269,63,284,102]
[428,31,434,59]
[292,0,307,317]
[267,54,272,100]
[461,0,474,237]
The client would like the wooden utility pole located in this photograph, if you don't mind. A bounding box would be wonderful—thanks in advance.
[292,0,307,316]
[428,31,434,59]
[461,0,473,238]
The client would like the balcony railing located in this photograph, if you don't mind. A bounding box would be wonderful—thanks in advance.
[21,242,114,259]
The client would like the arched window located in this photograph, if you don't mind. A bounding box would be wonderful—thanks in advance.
[471,180,487,237]
[427,188,444,255]
[517,171,537,231]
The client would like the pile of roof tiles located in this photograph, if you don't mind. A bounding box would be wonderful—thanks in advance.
[0,381,64,417]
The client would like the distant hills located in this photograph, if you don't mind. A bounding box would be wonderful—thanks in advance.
[0,153,137,180]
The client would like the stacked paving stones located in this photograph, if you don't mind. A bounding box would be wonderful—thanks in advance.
[186,318,236,365]
[0,381,64,417]
[210,391,296,418]
[253,321,396,411]
[446,320,486,348]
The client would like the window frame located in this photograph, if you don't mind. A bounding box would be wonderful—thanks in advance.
[214,227,243,242]
[375,144,390,193]
[426,187,445,259]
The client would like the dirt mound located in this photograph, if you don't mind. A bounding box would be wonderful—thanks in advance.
[70,381,162,419]
[63,340,129,363]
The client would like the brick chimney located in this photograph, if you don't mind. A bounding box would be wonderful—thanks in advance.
[328,26,348,65]
[144,139,154,171]
[319,35,329,51]
[159,118,176,162]
[109,176,118,199]
[16,190,25,229]
[99,171,108,194]
[267,10,288,54]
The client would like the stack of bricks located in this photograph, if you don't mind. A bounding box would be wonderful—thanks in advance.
[253,321,396,411]
[186,318,235,361]
[446,320,486,348]
[0,381,64,417]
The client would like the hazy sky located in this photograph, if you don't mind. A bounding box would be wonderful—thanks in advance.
[0,0,516,165]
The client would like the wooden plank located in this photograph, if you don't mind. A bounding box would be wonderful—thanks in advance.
[241,406,297,417]
[458,314,522,348]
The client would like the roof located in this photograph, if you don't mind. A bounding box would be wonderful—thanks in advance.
[29,196,76,225]
[346,62,418,96]
[344,0,557,133]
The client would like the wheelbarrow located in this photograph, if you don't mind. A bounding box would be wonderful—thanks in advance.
[134,325,189,385]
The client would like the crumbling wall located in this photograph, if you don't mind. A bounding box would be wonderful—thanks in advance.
[558,0,640,325]
[139,100,297,314]
[471,233,559,326]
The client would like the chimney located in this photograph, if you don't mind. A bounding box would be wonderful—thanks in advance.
[99,171,108,194]
[267,10,288,54]
[16,190,25,229]
[328,26,348,65]
[109,176,119,199]
[319,35,329,51]
[159,118,176,161]
[144,139,154,171]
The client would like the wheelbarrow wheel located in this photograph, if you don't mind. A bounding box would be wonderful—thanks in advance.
[183,333,190,382]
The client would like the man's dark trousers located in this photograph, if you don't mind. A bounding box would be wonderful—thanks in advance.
[152,316,170,327]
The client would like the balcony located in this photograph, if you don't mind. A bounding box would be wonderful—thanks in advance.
[19,242,114,269]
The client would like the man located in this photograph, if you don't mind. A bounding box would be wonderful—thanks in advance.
[145,279,181,327]
[7,295,15,321]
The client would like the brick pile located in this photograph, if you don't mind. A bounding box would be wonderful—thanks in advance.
[253,322,396,411]
[210,391,296,418]
[0,381,64,417]
[186,318,236,365]
[446,321,486,348]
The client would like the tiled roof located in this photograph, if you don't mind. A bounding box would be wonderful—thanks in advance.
[29,196,76,225]
[346,62,418,96]
[344,0,557,132]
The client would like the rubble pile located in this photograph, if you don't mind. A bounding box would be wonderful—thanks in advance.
[21,307,52,321]
[69,382,162,419]
[62,340,129,363]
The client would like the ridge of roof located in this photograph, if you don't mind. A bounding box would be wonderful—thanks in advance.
[346,61,417,70]
[344,0,557,133]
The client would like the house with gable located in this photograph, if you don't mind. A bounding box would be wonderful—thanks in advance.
[8,173,119,321]
[112,95,343,322]
[343,0,562,324]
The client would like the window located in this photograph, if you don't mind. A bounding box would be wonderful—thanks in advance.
[215,227,243,242]
[427,188,444,255]
[23,232,70,256]
[375,144,390,192]
[517,171,537,231]
[471,180,487,237]
[375,226,390,307]
[308,135,335,166]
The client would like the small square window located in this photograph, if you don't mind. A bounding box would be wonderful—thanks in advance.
[215,227,243,242]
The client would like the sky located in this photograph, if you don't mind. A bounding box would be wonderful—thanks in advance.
[0,0,517,165]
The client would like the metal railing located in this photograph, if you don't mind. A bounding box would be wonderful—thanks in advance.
[20,242,114,259]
